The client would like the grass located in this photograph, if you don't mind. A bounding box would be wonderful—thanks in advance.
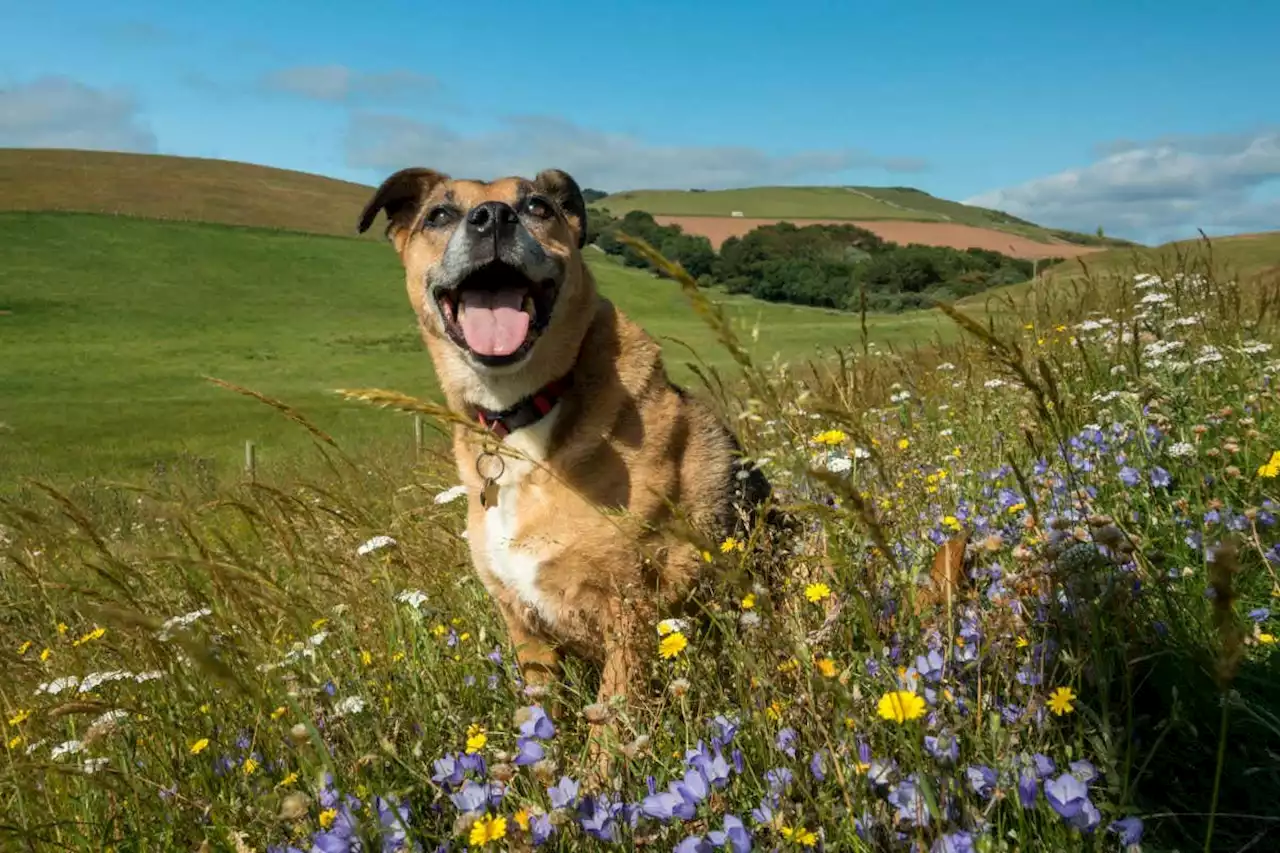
[3,229,1280,852]
[593,186,1135,247]
[0,212,961,486]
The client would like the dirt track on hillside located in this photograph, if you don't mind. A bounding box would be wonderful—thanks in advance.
[654,215,1107,260]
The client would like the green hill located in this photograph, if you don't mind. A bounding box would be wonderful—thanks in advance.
[0,148,379,239]
[595,185,1136,248]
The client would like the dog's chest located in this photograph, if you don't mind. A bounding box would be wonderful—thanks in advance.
[476,414,561,625]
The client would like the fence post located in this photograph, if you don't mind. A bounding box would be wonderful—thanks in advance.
[244,440,256,481]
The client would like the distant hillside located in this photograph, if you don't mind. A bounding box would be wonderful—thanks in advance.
[595,185,1137,258]
[0,148,378,239]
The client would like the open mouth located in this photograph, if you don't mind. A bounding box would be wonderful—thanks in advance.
[436,262,556,366]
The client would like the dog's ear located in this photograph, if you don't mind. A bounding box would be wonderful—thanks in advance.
[357,168,449,245]
[533,168,588,249]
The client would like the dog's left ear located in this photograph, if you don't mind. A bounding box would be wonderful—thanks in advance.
[533,168,588,249]
[357,167,450,247]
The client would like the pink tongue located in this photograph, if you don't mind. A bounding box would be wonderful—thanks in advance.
[459,288,531,357]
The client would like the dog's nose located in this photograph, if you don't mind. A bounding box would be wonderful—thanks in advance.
[466,201,519,237]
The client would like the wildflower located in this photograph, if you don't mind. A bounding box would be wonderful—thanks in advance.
[720,537,745,553]
[39,648,51,662]
[779,825,818,846]
[1109,816,1144,846]
[815,657,837,678]
[659,632,689,659]
[804,582,831,603]
[6,736,21,750]
[877,689,925,723]
[942,515,961,531]
[56,623,67,635]
[740,593,755,610]
[811,429,846,446]
[271,706,287,720]
[318,808,337,829]
[1257,450,1280,478]
[1045,772,1101,832]
[434,484,468,504]
[333,696,366,717]
[1048,686,1077,716]
[657,618,688,636]
[360,650,373,666]
[276,771,298,788]
[1260,633,1276,645]
[897,438,910,450]
[242,757,258,775]
[465,726,488,754]
[72,626,106,647]
[189,738,209,755]
[7,709,30,726]
[16,640,32,656]
[50,739,84,759]
[356,534,397,556]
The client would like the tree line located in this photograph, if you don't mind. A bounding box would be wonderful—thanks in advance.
[585,208,1064,313]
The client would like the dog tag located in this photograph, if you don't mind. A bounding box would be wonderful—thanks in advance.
[481,479,500,509]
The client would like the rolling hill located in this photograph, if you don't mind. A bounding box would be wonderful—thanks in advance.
[1,149,1126,259]
[594,186,1137,260]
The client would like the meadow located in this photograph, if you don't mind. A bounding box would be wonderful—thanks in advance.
[3,225,1279,852]
[0,211,960,486]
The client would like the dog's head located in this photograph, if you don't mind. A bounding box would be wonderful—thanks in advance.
[358,168,594,405]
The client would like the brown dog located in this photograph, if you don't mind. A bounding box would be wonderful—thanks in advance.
[357,167,770,719]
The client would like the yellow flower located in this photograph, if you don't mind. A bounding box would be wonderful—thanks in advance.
[780,826,818,846]
[897,438,910,450]
[6,735,22,750]
[766,700,784,721]
[311,618,328,630]
[1007,502,1027,515]
[1258,632,1275,645]
[242,757,259,775]
[1015,636,1030,649]
[271,706,287,720]
[941,515,961,532]
[659,632,689,660]
[72,626,106,647]
[360,650,373,666]
[56,623,68,635]
[720,536,745,553]
[17,640,32,656]
[1258,450,1280,478]
[465,727,488,753]
[741,593,756,610]
[276,772,298,788]
[1048,686,1077,716]
[391,651,406,663]
[876,690,926,724]
[468,814,507,845]
[432,624,447,637]
[815,658,837,678]
[319,808,338,829]
[189,738,210,755]
[7,709,30,726]
[777,657,799,674]
[701,550,712,562]
[513,809,530,831]
[804,582,831,603]
[199,704,210,714]
[39,648,51,662]
[811,429,846,446]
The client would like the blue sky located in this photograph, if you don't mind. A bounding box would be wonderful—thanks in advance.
[1,0,1277,243]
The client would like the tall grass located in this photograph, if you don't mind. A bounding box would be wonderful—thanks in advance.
[3,238,1280,852]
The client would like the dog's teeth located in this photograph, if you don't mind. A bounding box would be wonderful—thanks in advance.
[454,299,464,322]
[522,294,536,321]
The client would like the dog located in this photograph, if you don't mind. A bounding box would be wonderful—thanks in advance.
[357,167,771,727]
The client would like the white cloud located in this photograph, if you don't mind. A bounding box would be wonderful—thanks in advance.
[965,130,1280,243]
[344,113,928,192]
[260,65,438,105]
[0,76,157,152]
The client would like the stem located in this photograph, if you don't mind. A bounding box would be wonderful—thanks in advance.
[1203,695,1231,853]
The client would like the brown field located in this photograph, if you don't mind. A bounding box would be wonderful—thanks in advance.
[655,215,1108,260]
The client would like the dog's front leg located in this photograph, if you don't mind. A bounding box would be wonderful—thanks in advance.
[495,597,561,699]
[586,592,650,780]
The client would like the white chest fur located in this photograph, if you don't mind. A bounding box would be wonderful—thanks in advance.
[478,410,560,626]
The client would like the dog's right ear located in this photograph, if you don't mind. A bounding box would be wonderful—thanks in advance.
[357,168,449,248]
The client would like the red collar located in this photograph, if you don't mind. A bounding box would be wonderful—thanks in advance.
[472,373,573,439]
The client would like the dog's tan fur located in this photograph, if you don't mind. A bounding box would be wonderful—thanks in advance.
[358,168,768,715]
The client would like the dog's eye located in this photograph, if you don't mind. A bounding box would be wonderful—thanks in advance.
[424,206,457,228]
[525,197,554,220]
